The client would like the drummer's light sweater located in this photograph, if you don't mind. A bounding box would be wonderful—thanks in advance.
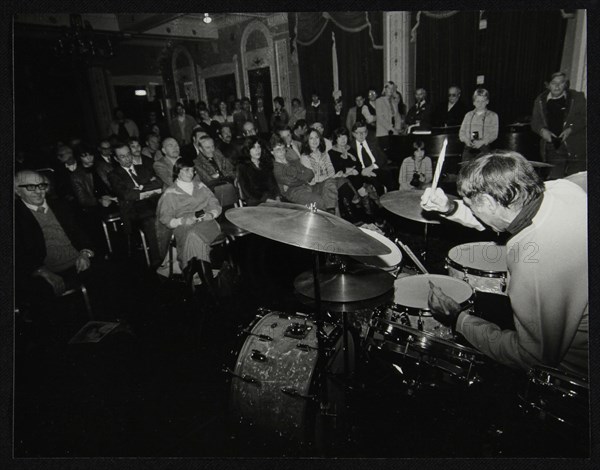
[450,180,588,375]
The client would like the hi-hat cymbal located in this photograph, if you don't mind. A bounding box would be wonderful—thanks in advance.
[294,264,395,302]
[226,203,391,256]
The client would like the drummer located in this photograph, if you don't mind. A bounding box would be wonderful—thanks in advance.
[420,150,588,376]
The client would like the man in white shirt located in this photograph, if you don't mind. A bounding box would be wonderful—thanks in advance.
[349,122,395,194]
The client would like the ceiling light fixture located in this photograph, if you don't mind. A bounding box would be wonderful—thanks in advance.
[203,13,212,24]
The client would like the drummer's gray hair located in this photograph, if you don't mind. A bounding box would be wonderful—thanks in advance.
[457,151,544,208]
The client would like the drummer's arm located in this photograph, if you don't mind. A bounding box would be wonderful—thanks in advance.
[443,200,486,231]
[456,312,540,371]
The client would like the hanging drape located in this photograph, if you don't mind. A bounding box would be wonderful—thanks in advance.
[290,12,383,109]
[415,10,567,125]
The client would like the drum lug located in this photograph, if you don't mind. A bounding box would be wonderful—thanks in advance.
[280,387,312,400]
[251,349,268,362]
[462,269,470,284]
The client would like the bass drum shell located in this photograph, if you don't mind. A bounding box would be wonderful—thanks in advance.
[446,242,508,294]
[228,310,353,454]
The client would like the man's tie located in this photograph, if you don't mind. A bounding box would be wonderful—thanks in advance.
[37,206,46,214]
[359,142,373,168]
[127,167,141,187]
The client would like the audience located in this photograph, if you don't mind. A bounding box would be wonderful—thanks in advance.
[530,71,587,178]
[288,97,306,129]
[270,96,289,132]
[108,107,139,141]
[433,85,467,128]
[459,88,499,162]
[108,141,162,267]
[278,126,302,162]
[193,135,237,207]
[405,88,433,131]
[398,140,433,190]
[305,91,329,134]
[129,136,155,173]
[215,124,239,165]
[142,133,163,161]
[156,157,222,287]
[253,97,270,138]
[15,170,96,316]
[272,134,337,213]
[212,100,234,125]
[346,93,376,134]
[375,81,403,152]
[170,102,198,146]
[154,137,182,188]
[236,136,280,206]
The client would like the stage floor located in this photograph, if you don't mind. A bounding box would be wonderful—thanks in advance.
[13,214,590,458]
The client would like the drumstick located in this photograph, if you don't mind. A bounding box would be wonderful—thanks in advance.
[395,239,429,274]
[430,138,448,193]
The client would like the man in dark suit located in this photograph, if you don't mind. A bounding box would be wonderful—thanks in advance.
[96,139,116,191]
[108,142,163,266]
[193,136,237,207]
[349,122,396,194]
[15,170,96,316]
[405,88,433,131]
[433,86,467,128]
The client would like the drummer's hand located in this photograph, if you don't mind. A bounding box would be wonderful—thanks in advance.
[421,187,450,212]
[428,281,462,329]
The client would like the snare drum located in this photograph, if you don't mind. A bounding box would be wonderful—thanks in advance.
[518,365,589,434]
[366,275,483,386]
[446,242,508,294]
[351,228,403,273]
[228,310,353,451]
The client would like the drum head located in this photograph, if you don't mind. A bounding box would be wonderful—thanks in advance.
[447,242,507,273]
[351,228,402,269]
[394,274,473,310]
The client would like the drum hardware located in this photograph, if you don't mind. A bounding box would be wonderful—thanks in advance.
[251,350,268,362]
[280,387,314,400]
[223,366,261,386]
[285,322,312,339]
[395,238,429,274]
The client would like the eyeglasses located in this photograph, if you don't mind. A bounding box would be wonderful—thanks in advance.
[448,93,458,97]
[19,183,49,191]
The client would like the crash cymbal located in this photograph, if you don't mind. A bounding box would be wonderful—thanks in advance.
[294,264,395,302]
[225,203,391,256]
[380,190,456,224]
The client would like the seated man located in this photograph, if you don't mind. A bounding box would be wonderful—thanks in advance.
[348,121,396,194]
[154,137,182,188]
[129,136,155,174]
[15,170,95,317]
[215,123,239,165]
[193,135,237,207]
[108,141,163,266]
[278,126,302,162]
[421,151,588,376]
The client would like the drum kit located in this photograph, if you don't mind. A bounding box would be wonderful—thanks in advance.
[223,199,587,452]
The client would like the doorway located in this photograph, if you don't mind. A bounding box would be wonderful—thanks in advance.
[248,67,273,115]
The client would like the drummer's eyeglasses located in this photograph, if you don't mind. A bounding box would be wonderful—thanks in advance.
[18,183,49,191]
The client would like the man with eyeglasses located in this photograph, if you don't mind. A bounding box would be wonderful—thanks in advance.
[15,170,95,315]
[405,88,433,131]
[433,86,467,128]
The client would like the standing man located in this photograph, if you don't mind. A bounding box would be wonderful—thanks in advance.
[305,91,329,134]
[421,151,588,376]
[404,88,433,130]
[375,81,402,154]
[169,102,198,146]
[107,107,139,141]
[346,93,376,133]
[253,97,270,139]
[531,72,587,178]
[434,85,467,127]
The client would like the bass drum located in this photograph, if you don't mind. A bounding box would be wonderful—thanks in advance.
[228,310,353,454]
[446,242,508,294]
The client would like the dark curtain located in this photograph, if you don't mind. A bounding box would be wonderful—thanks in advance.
[292,12,383,110]
[415,11,480,116]
[416,10,567,125]
[481,10,567,123]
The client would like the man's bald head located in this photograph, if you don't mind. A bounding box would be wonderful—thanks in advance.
[162,138,180,159]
